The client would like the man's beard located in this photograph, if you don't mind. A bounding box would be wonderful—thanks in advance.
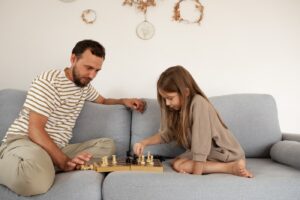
[72,67,91,87]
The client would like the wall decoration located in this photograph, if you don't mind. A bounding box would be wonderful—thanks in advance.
[123,0,156,14]
[173,0,204,24]
[81,9,97,24]
[123,0,157,40]
[136,20,155,40]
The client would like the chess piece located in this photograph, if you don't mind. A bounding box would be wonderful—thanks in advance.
[148,155,154,166]
[101,156,108,167]
[112,155,117,165]
[141,155,145,165]
[146,151,151,164]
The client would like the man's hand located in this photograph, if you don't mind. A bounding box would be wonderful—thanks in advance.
[62,152,92,172]
[122,98,146,113]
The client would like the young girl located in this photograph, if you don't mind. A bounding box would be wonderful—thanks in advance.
[133,66,253,178]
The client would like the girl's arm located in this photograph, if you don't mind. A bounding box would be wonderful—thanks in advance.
[133,133,162,155]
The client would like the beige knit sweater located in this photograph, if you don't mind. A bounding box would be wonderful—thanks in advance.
[160,94,245,162]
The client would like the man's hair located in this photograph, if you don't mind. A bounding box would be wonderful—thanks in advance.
[72,39,105,59]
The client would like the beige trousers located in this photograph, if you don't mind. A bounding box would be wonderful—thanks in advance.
[0,135,115,196]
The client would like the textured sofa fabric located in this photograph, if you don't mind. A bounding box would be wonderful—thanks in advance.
[103,159,300,200]
[0,89,131,200]
[1,89,300,200]
[131,94,282,158]
[270,140,300,170]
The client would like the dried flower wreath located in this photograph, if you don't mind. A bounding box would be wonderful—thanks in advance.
[173,0,204,24]
[123,0,156,14]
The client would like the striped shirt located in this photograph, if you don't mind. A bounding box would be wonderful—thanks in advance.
[3,69,100,148]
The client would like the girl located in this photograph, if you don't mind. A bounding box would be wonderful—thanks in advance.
[133,66,253,178]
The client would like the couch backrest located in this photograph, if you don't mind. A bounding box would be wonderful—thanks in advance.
[131,94,282,158]
[0,89,132,156]
[71,102,131,156]
[0,89,27,141]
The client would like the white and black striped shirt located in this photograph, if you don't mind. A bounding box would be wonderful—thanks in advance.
[3,69,100,147]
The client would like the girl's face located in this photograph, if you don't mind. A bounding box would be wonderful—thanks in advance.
[159,90,182,110]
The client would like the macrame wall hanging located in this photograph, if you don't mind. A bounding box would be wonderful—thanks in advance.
[123,0,204,40]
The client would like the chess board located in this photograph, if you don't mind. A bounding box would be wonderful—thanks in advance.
[79,156,163,173]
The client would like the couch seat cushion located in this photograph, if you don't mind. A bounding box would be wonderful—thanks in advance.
[0,171,104,200]
[103,159,300,200]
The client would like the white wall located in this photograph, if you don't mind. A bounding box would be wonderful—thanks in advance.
[0,0,299,133]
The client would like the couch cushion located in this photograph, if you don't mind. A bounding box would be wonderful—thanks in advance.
[71,102,131,156]
[131,94,282,158]
[0,89,27,141]
[130,99,185,158]
[0,89,132,156]
[210,94,282,157]
[270,140,300,170]
[0,171,103,200]
[103,159,300,200]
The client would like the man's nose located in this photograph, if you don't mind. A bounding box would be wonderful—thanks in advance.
[89,71,97,79]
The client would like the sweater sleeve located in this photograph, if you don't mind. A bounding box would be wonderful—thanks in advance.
[191,96,213,162]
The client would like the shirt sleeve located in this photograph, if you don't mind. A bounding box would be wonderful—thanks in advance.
[23,77,57,118]
[191,96,213,162]
[85,84,100,102]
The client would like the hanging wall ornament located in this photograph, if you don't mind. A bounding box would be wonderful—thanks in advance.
[81,9,97,24]
[123,0,157,40]
[173,0,204,25]
[136,14,155,40]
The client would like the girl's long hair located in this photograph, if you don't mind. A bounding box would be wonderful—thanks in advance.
[157,65,227,148]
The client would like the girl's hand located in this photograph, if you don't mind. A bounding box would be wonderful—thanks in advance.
[133,142,145,156]
[193,161,204,175]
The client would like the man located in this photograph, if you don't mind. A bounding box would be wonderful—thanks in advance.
[0,40,145,196]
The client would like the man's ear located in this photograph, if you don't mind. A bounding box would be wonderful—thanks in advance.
[70,54,77,65]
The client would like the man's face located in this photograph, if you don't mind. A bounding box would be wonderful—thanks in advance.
[71,49,104,87]
[159,90,182,111]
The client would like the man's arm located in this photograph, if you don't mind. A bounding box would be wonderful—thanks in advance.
[94,95,145,113]
[28,111,91,171]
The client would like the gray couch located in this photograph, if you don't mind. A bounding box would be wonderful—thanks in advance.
[1,89,300,200]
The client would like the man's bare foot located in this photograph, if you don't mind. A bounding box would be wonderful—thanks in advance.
[231,159,253,178]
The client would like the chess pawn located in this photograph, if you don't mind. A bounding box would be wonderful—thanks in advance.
[137,155,141,164]
[146,152,151,164]
[112,155,117,165]
[101,156,108,167]
[94,162,99,171]
[149,155,154,166]
[88,164,94,170]
[140,155,145,165]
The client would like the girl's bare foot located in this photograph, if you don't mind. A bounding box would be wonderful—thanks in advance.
[231,159,253,178]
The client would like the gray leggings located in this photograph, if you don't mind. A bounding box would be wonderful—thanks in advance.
[0,135,115,196]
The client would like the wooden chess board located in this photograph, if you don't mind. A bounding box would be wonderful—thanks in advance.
[79,156,163,173]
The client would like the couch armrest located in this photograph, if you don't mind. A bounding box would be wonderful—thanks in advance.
[282,133,300,142]
[270,140,300,170]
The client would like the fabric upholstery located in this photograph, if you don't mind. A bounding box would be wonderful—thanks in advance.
[270,140,300,170]
[0,171,104,200]
[103,159,300,200]
[131,94,282,158]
